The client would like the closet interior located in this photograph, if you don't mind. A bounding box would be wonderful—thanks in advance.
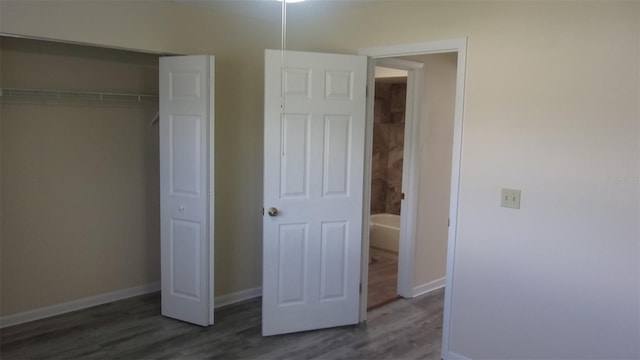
[0,36,161,318]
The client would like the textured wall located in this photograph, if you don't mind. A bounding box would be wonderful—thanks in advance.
[371,81,406,215]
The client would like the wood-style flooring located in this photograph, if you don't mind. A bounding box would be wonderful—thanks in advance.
[0,288,444,360]
[367,252,400,310]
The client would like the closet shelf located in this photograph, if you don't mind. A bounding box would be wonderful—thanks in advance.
[0,87,158,102]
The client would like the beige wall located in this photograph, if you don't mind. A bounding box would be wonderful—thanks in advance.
[410,53,457,288]
[1,1,639,358]
[284,2,639,358]
[1,0,281,301]
[0,1,279,55]
[0,37,160,315]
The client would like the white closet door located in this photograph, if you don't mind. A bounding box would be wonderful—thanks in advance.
[159,55,214,326]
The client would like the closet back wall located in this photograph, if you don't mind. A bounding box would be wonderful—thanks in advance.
[0,37,160,316]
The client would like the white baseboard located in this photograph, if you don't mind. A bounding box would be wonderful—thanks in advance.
[413,277,446,297]
[215,286,262,309]
[0,284,264,329]
[0,282,160,329]
[446,351,472,360]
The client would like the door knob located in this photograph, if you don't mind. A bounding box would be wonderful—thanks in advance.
[267,207,279,217]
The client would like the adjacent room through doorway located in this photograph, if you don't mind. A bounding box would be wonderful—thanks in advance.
[366,52,458,315]
[367,66,408,310]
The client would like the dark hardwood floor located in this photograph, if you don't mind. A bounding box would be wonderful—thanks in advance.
[367,252,400,310]
[1,288,444,359]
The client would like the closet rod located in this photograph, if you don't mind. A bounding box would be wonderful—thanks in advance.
[0,87,158,102]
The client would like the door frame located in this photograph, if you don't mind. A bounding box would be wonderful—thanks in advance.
[359,38,468,359]
[374,57,425,299]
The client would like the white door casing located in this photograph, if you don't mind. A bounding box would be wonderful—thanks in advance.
[359,39,468,360]
[262,49,367,336]
[160,55,215,326]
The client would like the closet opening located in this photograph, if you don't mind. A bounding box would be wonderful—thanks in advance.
[0,35,162,326]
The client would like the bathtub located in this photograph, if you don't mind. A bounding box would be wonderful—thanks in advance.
[369,213,400,253]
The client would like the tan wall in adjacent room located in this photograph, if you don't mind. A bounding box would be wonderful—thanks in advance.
[411,53,458,289]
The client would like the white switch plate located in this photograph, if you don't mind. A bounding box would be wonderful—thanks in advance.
[501,188,521,209]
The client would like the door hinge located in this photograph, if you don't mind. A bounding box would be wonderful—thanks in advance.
[262,207,264,216]
[448,218,450,227]
[365,85,369,97]
[359,282,362,294]
[401,192,405,200]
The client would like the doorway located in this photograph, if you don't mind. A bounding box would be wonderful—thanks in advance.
[359,39,467,359]
[366,65,408,310]
[366,53,458,312]
[0,35,162,326]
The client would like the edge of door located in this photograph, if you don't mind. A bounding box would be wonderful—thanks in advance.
[208,55,216,325]
[358,58,376,320]
[389,60,424,299]
[358,38,468,360]
[398,64,424,299]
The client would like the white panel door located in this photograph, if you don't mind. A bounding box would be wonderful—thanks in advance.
[263,50,367,336]
[160,55,214,326]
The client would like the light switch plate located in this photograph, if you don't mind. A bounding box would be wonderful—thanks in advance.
[501,188,521,209]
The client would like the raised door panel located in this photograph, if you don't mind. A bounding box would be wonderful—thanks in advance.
[281,115,310,198]
[323,115,351,197]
